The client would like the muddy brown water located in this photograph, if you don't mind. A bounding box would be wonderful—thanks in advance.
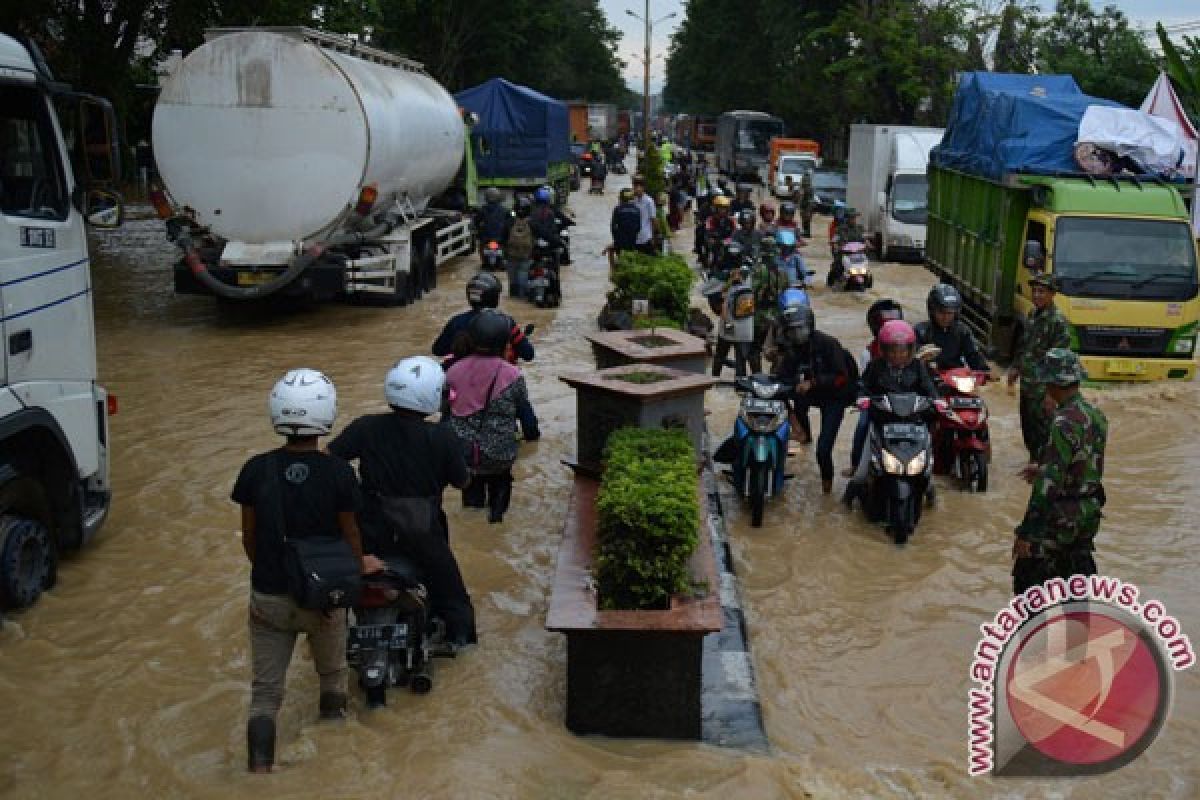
[1,177,1198,799]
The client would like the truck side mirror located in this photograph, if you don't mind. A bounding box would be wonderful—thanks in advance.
[84,188,124,228]
[78,96,121,186]
[1023,240,1045,270]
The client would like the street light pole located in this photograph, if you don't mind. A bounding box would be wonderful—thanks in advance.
[642,0,650,148]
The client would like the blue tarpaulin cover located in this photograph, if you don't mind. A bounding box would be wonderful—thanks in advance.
[454,78,570,179]
[931,72,1125,180]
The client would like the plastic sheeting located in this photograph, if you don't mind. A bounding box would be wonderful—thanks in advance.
[1078,106,1188,176]
[931,72,1123,180]
[454,78,570,179]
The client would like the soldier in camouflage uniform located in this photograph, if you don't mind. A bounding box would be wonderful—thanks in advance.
[1006,273,1072,461]
[751,233,787,361]
[798,170,815,237]
[1012,348,1107,594]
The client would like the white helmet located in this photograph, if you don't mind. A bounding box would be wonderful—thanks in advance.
[385,356,445,415]
[269,368,337,436]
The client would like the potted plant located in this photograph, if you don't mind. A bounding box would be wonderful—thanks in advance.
[546,428,721,738]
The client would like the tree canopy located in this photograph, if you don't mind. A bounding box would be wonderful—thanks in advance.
[663,0,1176,157]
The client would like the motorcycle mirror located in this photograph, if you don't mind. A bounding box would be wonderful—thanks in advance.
[524,323,535,336]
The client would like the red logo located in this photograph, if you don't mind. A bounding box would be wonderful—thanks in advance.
[1005,610,1167,769]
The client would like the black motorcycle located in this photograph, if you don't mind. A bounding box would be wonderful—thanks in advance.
[847,392,939,544]
[481,239,505,272]
[347,557,453,708]
[527,239,562,307]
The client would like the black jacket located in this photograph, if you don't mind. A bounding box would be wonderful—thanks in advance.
[432,309,535,362]
[611,202,641,250]
[859,357,939,399]
[914,320,989,371]
[530,205,568,249]
[774,330,856,406]
[475,202,512,242]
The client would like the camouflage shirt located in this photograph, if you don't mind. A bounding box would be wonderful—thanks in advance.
[752,261,787,329]
[1017,304,1071,385]
[1017,393,1108,547]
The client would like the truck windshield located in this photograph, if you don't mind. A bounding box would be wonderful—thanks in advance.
[1054,217,1199,301]
[0,85,68,221]
[891,174,928,224]
[737,121,783,155]
[779,158,810,176]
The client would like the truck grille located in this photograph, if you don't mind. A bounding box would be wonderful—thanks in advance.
[1079,326,1169,356]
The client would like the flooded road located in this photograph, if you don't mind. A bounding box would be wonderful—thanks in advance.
[2,173,1199,799]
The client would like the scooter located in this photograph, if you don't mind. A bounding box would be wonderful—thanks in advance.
[714,373,792,527]
[933,366,991,492]
[849,392,940,544]
[347,557,453,708]
[527,239,562,308]
[828,241,872,291]
[481,239,505,272]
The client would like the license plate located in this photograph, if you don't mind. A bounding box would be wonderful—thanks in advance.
[1105,359,1145,376]
[235,271,277,286]
[351,623,408,648]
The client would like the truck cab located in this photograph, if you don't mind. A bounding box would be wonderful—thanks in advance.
[0,34,123,610]
[1014,177,1198,381]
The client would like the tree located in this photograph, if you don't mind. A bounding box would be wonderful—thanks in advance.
[1036,0,1157,106]
[1157,22,1200,119]
[992,1,1039,73]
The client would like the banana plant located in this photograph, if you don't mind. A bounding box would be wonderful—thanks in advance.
[1157,22,1200,118]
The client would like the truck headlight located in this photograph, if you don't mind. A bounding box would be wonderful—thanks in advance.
[1173,337,1195,354]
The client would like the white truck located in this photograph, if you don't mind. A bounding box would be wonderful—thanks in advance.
[0,34,123,609]
[152,27,475,304]
[846,124,944,261]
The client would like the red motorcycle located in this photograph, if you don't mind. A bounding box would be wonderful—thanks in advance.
[932,366,991,492]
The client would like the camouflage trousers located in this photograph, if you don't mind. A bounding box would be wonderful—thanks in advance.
[1012,547,1097,595]
[1019,383,1051,461]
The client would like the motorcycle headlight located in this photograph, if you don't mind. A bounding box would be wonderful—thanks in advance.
[881,450,905,475]
[906,450,928,475]
[752,382,783,400]
[848,265,867,276]
[952,376,976,394]
[740,407,787,434]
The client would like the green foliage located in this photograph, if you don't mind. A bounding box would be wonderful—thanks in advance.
[1036,0,1158,107]
[639,144,667,198]
[632,316,684,331]
[1158,23,1200,118]
[607,251,694,328]
[594,428,699,611]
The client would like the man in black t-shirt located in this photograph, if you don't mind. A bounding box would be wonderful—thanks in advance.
[327,356,477,647]
[232,368,380,773]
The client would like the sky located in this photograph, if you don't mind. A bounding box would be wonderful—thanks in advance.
[598,0,1200,94]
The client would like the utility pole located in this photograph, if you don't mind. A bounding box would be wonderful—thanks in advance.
[642,0,651,148]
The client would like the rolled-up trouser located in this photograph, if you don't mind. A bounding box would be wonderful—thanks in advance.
[1019,383,1050,461]
[248,591,347,721]
[1012,546,1097,595]
[792,398,845,481]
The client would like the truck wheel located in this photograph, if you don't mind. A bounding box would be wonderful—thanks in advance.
[418,239,436,292]
[0,515,53,609]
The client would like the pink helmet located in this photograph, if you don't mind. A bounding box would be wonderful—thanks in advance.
[879,319,916,347]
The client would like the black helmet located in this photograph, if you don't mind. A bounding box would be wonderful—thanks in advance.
[779,201,796,217]
[926,283,963,322]
[466,272,501,310]
[782,304,815,346]
[468,309,513,355]
[867,298,903,338]
[737,209,755,227]
[724,241,745,261]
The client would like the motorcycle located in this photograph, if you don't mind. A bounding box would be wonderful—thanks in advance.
[714,374,792,527]
[347,557,453,708]
[829,241,872,291]
[932,366,991,492]
[527,239,562,308]
[849,392,940,544]
[481,239,505,272]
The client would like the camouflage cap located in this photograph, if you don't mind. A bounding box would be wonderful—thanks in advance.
[1037,347,1086,386]
[1028,272,1059,291]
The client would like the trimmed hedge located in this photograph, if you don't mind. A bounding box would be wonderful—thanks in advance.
[594,428,699,610]
[607,250,694,328]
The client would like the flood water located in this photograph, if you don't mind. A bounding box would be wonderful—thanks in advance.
[1,171,1198,799]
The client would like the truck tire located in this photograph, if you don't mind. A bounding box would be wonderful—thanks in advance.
[0,513,53,609]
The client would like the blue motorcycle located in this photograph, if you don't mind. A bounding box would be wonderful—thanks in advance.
[714,373,792,527]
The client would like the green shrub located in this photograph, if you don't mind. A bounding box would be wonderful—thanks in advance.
[607,250,694,327]
[639,144,667,198]
[594,428,698,610]
[632,315,683,331]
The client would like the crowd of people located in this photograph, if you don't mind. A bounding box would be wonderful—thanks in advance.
[231,137,1107,773]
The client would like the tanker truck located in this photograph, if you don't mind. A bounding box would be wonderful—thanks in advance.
[152,28,475,304]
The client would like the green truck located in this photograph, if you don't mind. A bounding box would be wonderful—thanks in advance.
[926,73,1199,382]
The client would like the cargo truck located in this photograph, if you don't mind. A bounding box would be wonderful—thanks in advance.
[153,28,475,304]
[768,137,821,197]
[1,34,124,609]
[587,103,617,141]
[847,124,944,261]
[568,102,589,144]
[926,73,1199,382]
[716,110,785,181]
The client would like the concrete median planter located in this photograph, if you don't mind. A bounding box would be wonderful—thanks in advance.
[559,364,715,471]
[587,327,708,374]
[545,475,721,739]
